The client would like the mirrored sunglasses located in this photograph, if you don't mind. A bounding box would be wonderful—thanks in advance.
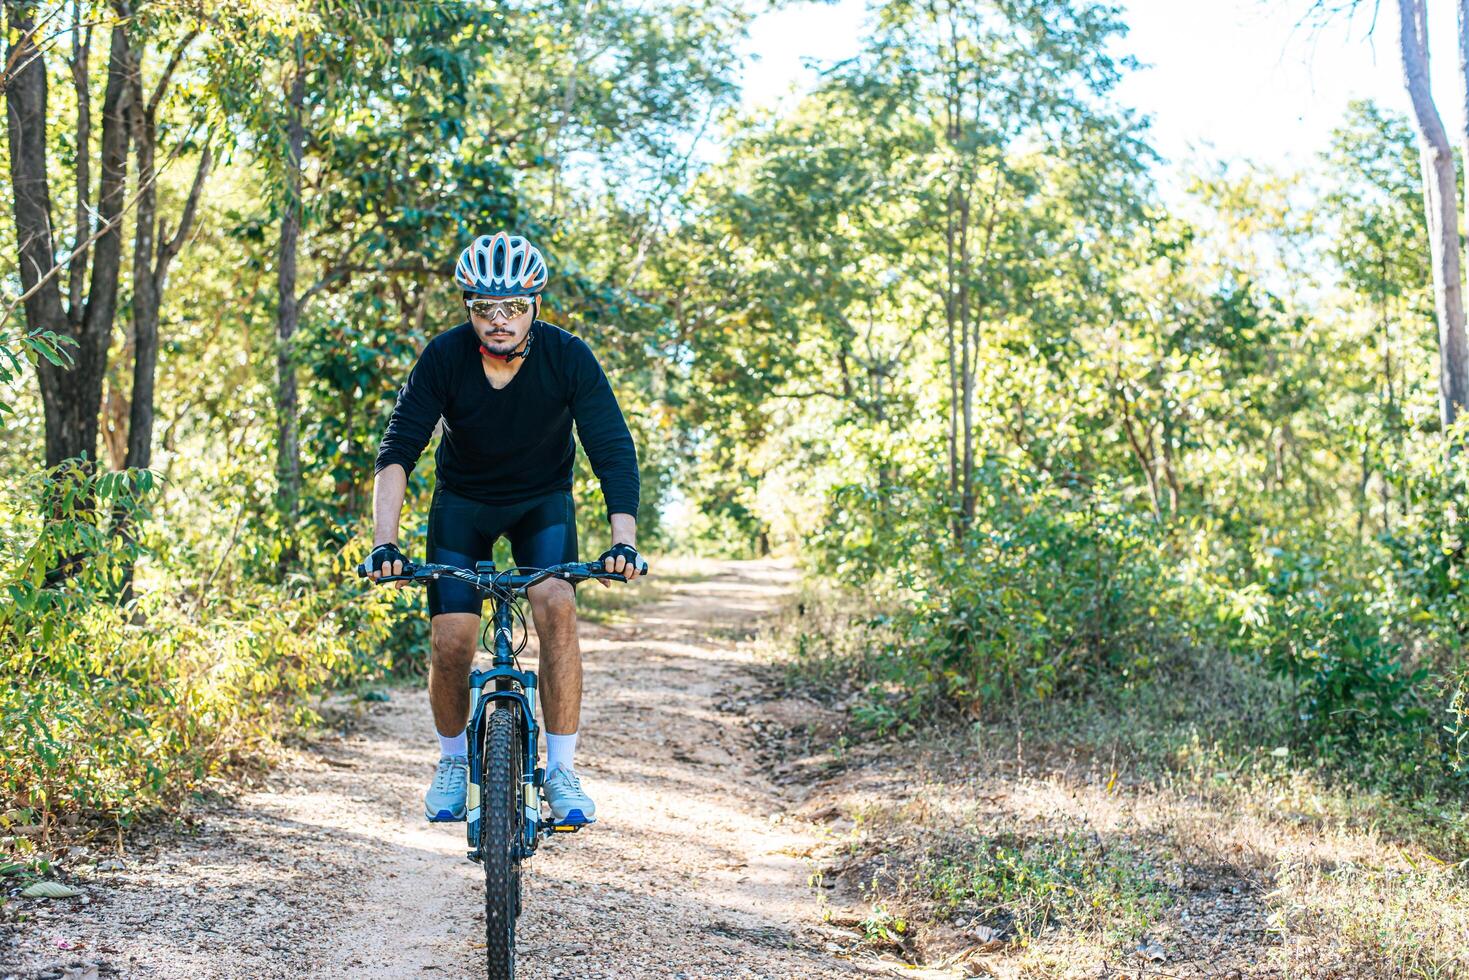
[465,296,533,320]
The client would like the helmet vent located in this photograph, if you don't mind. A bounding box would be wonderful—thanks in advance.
[454,232,548,297]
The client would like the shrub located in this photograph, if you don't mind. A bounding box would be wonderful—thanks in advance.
[810,466,1190,729]
[1222,547,1433,749]
[0,462,399,827]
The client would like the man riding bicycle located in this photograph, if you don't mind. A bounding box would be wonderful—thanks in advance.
[364,232,644,827]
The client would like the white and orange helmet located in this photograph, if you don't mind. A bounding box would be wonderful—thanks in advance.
[454,232,548,297]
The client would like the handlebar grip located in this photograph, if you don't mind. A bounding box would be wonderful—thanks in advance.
[583,559,649,577]
[358,560,418,582]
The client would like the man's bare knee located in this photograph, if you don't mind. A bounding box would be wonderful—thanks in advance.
[529,580,577,631]
[430,617,478,670]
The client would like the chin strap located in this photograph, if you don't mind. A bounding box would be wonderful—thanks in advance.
[479,323,535,362]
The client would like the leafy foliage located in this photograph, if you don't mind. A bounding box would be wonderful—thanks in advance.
[2,0,1467,842]
[0,0,744,826]
[658,7,1467,798]
[0,460,398,823]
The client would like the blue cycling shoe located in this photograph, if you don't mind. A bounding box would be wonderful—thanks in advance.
[425,755,468,822]
[543,767,596,824]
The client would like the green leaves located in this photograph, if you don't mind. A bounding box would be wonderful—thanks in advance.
[0,330,75,427]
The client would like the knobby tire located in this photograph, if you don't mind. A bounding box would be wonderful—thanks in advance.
[483,704,521,979]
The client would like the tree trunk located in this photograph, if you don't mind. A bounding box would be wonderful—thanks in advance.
[77,23,132,450]
[126,64,159,472]
[5,4,132,469]
[1401,0,1469,430]
[275,36,306,564]
[124,33,210,473]
[941,32,961,541]
[67,3,91,325]
[7,2,74,465]
[958,190,975,531]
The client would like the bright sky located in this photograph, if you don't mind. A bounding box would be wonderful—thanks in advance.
[737,0,1467,176]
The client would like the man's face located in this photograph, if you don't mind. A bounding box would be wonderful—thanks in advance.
[468,295,535,355]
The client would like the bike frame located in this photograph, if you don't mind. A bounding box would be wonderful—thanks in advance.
[465,588,543,862]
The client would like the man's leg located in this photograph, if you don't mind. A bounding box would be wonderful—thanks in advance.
[421,612,479,822]
[421,488,491,822]
[429,612,481,739]
[508,491,594,822]
[527,579,581,738]
[507,491,582,755]
[527,578,595,822]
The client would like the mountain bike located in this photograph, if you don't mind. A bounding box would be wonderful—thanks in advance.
[358,557,646,979]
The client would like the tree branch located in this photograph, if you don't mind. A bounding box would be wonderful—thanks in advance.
[772,388,859,402]
[145,27,198,119]
[155,143,211,280]
[0,3,68,92]
[297,260,451,311]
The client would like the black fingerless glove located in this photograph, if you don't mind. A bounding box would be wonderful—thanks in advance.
[598,543,645,574]
[367,541,405,574]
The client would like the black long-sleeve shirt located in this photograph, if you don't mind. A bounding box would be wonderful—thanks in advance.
[374,320,639,518]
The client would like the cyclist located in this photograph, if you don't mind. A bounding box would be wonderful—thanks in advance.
[363,231,644,827]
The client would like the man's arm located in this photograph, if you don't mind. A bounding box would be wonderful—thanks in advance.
[564,339,644,584]
[609,513,636,549]
[368,464,409,584]
[368,340,447,581]
[565,337,640,523]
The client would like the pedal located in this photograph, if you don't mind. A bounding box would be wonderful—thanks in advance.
[542,814,595,834]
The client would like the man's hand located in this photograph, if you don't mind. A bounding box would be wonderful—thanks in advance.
[366,541,412,590]
[598,542,645,586]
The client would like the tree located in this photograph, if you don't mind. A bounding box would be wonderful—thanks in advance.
[209,2,507,564]
[1322,101,1433,531]
[1396,0,1469,429]
[4,0,133,468]
[121,8,212,474]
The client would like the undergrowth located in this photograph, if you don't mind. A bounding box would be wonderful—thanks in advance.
[0,463,400,837]
[770,578,1469,974]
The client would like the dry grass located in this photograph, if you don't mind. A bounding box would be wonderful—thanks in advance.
[1272,860,1469,978]
[769,592,1469,978]
[798,734,1469,977]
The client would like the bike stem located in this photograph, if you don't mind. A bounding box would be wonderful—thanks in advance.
[490,594,516,669]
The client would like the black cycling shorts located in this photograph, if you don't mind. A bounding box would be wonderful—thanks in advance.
[425,487,578,617]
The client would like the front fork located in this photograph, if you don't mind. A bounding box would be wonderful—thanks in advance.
[464,597,585,863]
[465,671,543,861]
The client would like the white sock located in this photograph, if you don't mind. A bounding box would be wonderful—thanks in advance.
[438,728,467,759]
[545,731,577,774]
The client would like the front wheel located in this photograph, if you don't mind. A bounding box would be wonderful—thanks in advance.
[482,704,522,979]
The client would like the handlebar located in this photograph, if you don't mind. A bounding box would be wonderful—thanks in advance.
[355,559,649,595]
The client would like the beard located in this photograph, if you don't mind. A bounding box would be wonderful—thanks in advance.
[479,327,524,354]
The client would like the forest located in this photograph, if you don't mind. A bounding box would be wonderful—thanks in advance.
[2,0,1468,975]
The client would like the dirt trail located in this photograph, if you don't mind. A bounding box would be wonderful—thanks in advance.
[9,559,885,980]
